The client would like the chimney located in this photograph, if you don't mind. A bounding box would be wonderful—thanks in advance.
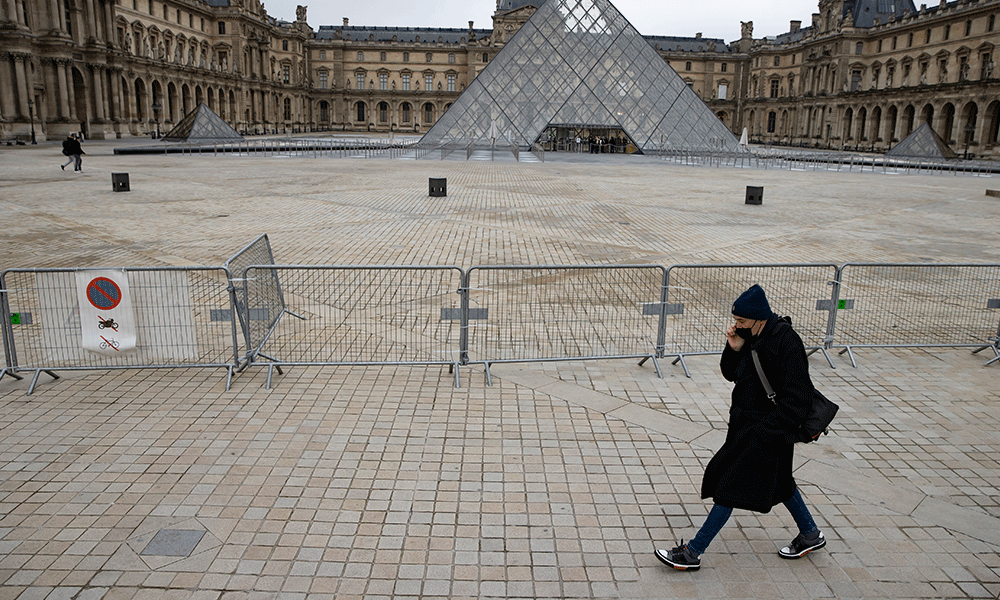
[695,32,702,39]
[790,20,801,32]
[343,17,349,27]
[469,21,474,30]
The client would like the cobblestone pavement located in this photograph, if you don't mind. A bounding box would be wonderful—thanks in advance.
[0,139,998,599]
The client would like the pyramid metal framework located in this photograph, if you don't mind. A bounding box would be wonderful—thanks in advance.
[886,122,958,159]
[163,103,243,142]
[418,0,741,153]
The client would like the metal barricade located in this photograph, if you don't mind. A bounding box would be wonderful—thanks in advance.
[662,264,840,376]
[832,263,1000,367]
[0,266,240,394]
[463,266,667,383]
[239,265,465,388]
[223,234,285,368]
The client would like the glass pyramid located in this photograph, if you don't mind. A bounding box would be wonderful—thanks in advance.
[163,103,244,142]
[886,122,958,159]
[418,0,741,154]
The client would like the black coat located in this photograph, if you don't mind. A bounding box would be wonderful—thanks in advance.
[701,315,815,513]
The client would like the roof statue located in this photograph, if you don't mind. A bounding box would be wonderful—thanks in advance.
[417,0,741,154]
[162,103,244,143]
[886,122,958,159]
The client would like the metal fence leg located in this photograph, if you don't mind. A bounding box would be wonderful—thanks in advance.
[26,369,59,395]
[838,346,858,368]
[0,368,24,382]
[671,354,692,378]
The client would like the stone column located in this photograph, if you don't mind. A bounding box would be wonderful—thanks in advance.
[109,68,122,121]
[48,0,62,33]
[42,58,58,121]
[0,54,17,119]
[85,0,99,42]
[92,66,106,121]
[57,60,71,119]
[13,54,30,118]
[3,0,18,24]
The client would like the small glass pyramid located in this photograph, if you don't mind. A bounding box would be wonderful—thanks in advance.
[886,122,958,159]
[163,103,244,142]
[418,0,740,154]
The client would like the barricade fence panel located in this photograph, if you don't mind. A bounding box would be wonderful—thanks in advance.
[224,234,282,362]
[663,265,839,356]
[464,266,666,364]
[833,264,1000,348]
[241,266,464,366]
[0,267,238,371]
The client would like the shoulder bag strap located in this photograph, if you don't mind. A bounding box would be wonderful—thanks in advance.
[751,349,776,402]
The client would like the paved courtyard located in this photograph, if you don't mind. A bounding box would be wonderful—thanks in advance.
[0,138,999,599]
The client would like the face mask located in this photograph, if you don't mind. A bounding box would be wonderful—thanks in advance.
[734,326,755,340]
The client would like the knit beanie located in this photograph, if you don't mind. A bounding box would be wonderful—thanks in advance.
[732,284,773,320]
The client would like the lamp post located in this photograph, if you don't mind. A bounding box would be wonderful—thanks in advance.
[151,101,162,139]
[27,98,36,145]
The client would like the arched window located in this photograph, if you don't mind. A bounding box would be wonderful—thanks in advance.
[482,53,489,63]
[423,102,434,123]
[401,102,412,123]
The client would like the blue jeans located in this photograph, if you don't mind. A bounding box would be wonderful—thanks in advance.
[686,488,818,556]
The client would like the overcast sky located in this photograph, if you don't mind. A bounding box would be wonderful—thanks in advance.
[261,0,822,44]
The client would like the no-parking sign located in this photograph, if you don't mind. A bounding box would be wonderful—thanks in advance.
[75,270,136,355]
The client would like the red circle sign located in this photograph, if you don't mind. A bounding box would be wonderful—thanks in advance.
[86,277,122,310]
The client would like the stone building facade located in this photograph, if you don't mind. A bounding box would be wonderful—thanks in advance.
[745,0,1000,156]
[2,0,1000,157]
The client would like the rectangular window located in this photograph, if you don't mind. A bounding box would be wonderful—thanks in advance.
[319,71,328,89]
[773,56,780,67]
[965,20,972,36]
[319,50,326,60]
[908,32,913,47]
[717,83,728,100]
[982,53,993,79]
[447,74,456,92]
[380,52,386,61]
[448,53,455,63]
[218,21,225,35]
[426,53,433,63]
[402,74,410,91]
[721,62,727,73]
[425,74,433,91]
[944,24,950,40]
[357,73,365,90]
[282,65,290,84]
[770,79,779,98]
[403,52,409,62]
[379,73,387,90]
[851,69,862,92]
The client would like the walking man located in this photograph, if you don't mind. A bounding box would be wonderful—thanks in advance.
[655,284,826,571]
[59,134,75,171]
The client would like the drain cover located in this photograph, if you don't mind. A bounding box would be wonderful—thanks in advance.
[140,529,206,557]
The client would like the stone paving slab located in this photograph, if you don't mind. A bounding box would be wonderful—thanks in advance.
[0,140,998,599]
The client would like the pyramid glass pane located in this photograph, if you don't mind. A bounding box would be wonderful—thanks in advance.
[418,0,741,153]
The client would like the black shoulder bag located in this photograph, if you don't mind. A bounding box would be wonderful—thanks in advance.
[751,349,839,443]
